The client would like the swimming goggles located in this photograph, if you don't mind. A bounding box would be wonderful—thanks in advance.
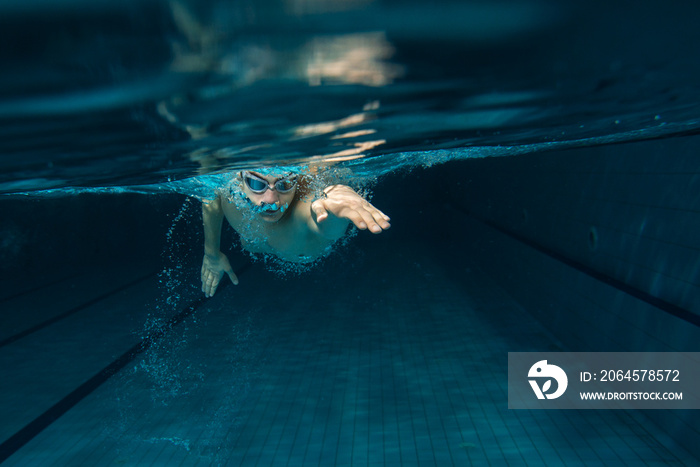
[242,171,297,194]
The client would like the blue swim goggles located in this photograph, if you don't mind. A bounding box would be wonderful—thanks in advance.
[242,171,297,194]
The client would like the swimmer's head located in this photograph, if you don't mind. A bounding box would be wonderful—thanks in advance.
[239,170,298,222]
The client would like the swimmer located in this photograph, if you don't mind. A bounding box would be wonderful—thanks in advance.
[201,170,391,297]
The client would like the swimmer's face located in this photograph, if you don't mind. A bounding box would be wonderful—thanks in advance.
[240,171,297,222]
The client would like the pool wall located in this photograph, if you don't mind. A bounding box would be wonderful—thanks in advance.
[430,134,700,458]
[0,193,182,299]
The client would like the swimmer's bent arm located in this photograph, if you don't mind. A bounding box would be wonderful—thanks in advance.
[201,194,239,297]
[309,185,391,240]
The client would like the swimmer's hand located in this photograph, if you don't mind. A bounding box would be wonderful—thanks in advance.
[311,185,391,234]
[201,251,238,297]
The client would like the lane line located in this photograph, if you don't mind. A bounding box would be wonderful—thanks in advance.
[0,271,158,349]
[0,262,251,463]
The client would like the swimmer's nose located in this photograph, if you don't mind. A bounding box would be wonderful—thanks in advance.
[260,188,279,205]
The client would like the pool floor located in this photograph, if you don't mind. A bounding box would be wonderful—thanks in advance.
[0,240,695,465]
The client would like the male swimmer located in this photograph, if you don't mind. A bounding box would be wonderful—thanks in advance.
[201,170,390,297]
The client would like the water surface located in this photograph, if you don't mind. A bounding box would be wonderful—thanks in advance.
[1,0,699,195]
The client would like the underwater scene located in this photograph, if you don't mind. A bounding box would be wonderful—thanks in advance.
[1,0,700,465]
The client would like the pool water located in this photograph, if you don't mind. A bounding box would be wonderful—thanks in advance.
[1,0,700,465]
[1,197,696,465]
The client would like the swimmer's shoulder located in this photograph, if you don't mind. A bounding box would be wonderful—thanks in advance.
[218,191,247,226]
[289,194,322,234]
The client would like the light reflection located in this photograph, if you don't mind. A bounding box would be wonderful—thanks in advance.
[161,1,399,173]
[167,2,403,87]
[315,139,386,162]
[288,100,386,165]
[293,112,372,139]
[303,32,404,87]
[332,129,377,139]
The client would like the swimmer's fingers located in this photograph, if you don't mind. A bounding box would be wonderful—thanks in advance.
[201,267,222,298]
[226,269,239,287]
[311,200,330,223]
[202,269,238,298]
[315,185,389,233]
[363,203,391,232]
[319,201,390,233]
[201,253,238,298]
[347,202,390,233]
[373,206,391,223]
[343,207,379,232]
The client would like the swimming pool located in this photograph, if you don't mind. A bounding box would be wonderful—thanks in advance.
[1,0,699,464]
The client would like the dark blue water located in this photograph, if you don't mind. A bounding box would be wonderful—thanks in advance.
[2,2,700,463]
[2,0,700,195]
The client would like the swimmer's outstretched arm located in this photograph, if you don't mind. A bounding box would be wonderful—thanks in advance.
[201,194,239,297]
[309,185,391,239]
